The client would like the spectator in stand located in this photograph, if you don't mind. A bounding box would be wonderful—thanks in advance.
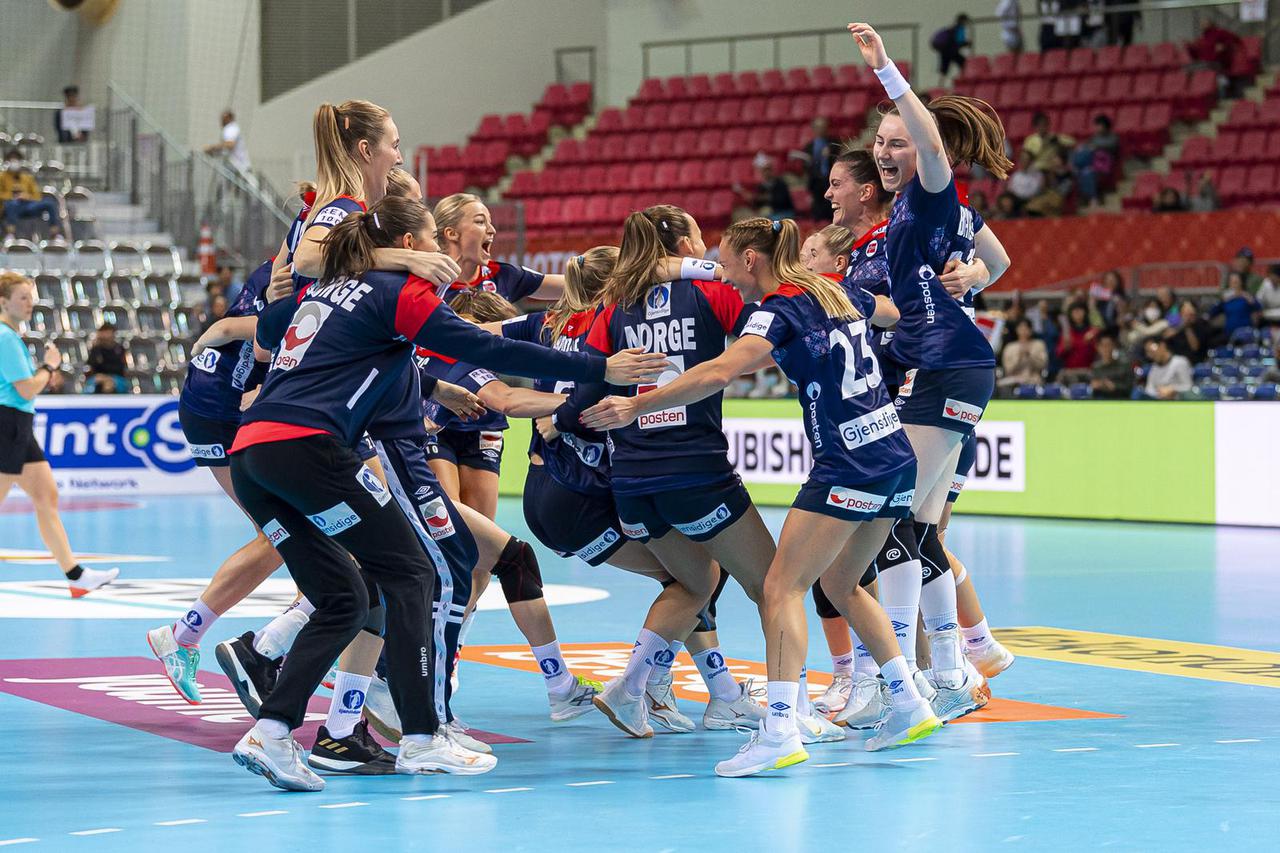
[54,86,89,143]
[1210,271,1260,344]
[1188,171,1219,212]
[1007,150,1045,206]
[1025,151,1074,217]
[1096,269,1127,327]
[931,14,973,84]
[1051,0,1086,49]
[1256,263,1280,325]
[1089,333,1133,398]
[993,191,1021,219]
[998,318,1048,392]
[1155,285,1178,322]
[969,188,991,222]
[1023,112,1075,173]
[1152,187,1186,213]
[204,110,251,176]
[801,118,834,221]
[1105,0,1141,46]
[200,294,229,337]
[1072,114,1119,208]
[85,323,128,394]
[1,150,63,240]
[1030,298,1064,376]
[1057,301,1102,382]
[1226,246,1262,293]
[738,153,794,221]
[996,0,1024,53]
[1125,297,1169,353]
[1163,299,1210,363]
[1260,336,1280,383]
[1188,19,1244,95]
[1142,338,1192,399]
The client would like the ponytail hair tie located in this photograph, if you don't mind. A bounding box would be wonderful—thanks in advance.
[372,212,381,229]
[772,219,782,232]
[343,115,350,131]
[659,219,670,231]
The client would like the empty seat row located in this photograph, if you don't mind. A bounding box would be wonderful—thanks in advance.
[970,70,1215,124]
[26,303,205,341]
[30,272,209,310]
[536,82,593,127]
[1221,97,1280,131]
[1126,164,1279,208]
[593,91,872,136]
[1,238,183,277]
[522,190,738,234]
[510,158,762,198]
[471,111,554,157]
[631,63,909,105]
[1176,129,1280,168]
[957,39,1259,86]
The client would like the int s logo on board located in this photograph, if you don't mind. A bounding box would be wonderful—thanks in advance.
[32,398,194,474]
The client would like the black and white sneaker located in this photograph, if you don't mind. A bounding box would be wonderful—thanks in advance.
[307,721,397,775]
[215,631,280,718]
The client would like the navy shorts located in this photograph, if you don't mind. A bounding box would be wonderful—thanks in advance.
[426,427,504,475]
[0,405,45,474]
[177,404,237,468]
[792,464,917,522]
[357,435,377,462]
[947,431,978,504]
[894,367,995,436]
[523,465,626,566]
[615,474,752,543]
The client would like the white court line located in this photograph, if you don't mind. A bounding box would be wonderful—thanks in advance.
[1216,739,1260,744]
[811,762,851,768]
[401,795,451,801]
[1134,743,1180,749]
[972,752,1019,757]
[649,774,694,779]
[318,802,369,809]
[1054,747,1099,753]
[153,820,205,827]
[69,829,121,836]
[890,757,936,763]
[0,841,38,848]
[566,781,614,787]
[484,787,533,794]
[238,811,287,818]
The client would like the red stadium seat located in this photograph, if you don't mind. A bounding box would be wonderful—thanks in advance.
[1139,103,1172,156]
[1219,165,1249,205]
[687,74,713,99]
[1096,45,1123,70]
[710,97,741,128]
[1121,44,1152,71]
[997,81,1027,111]
[961,55,991,83]
[711,73,738,98]
[636,78,665,104]
[653,161,680,190]
[605,194,633,225]
[677,160,705,190]
[972,82,1000,107]
[788,95,818,124]
[745,126,772,155]
[683,190,711,219]
[1049,78,1077,107]
[811,65,837,90]
[1061,108,1090,139]
[1077,75,1106,107]
[507,171,537,198]
[1024,79,1052,108]
[1177,136,1212,168]
[581,165,607,192]
[583,195,611,228]
[1152,41,1188,69]
[595,108,625,134]
[1258,100,1280,129]
[1132,72,1160,103]
[785,67,814,93]
[1067,48,1095,75]
[559,196,588,229]
[1014,52,1042,78]
[1103,76,1132,107]
[599,135,627,163]
[740,96,768,123]
[1041,50,1069,78]
[626,162,654,191]
[649,130,675,155]
[641,104,667,130]
[623,135,653,162]
[553,137,582,164]
[1125,171,1163,210]
[1238,129,1270,163]
[989,53,1017,80]
[723,127,750,155]
[582,136,608,163]
[1247,164,1278,201]
[815,92,842,122]
[668,102,694,131]
[474,113,503,141]
[666,76,690,102]
[760,69,786,95]
[706,190,735,225]
[1004,110,1033,142]
[1228,100,1260,129]
[670,130,698,159]
[835,64,863,90]
[1209,131,1240,163]
[764,98,791,124]
[702,159,731,190]
[736,71,761,95]
[695,130,725,159]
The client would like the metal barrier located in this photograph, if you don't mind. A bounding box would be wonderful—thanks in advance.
[0,101,107,188]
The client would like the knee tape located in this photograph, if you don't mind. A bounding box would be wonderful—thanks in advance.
[693,568,730,633]
[914,521,949,585]
[811,579,841,620]
[493,537,544,603]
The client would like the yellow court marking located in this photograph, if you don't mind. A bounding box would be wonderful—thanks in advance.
[996,627,1280,688]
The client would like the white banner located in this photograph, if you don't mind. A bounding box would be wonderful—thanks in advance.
[18,395,219,496]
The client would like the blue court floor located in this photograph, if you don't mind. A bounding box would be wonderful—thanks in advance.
[0,494,1277,852]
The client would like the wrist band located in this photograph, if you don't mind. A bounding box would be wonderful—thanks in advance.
[874,60,911,100]
[680,257,718,281]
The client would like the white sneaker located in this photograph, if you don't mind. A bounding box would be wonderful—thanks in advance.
[913,668,937,703]
[69,566,118,598]
[232,724,324,791]
[644,670,695,733]
[930,659,991,723]
[797,711,846,744]
[833,674,889,730]
[363,674,402,743]
[550,675,603,723]
[714,723,808,778]
[703,680,766,731]
[812,672,853,714]
[864,698,943,752]
[592,677,652,738]
[965,639,1016,679]
[445,718,492,754]
[396,734,496,775]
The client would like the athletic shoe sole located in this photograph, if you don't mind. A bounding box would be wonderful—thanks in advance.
[592,695,653,738]
[232,750,322,792]
[395,758,495,776]
[146,631,201,706]
[215,640,263,718]
[306,754,397,776]
[866,715,944,752]
[715,749,809,778]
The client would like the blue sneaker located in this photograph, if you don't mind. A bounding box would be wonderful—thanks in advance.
[147,624,202,704]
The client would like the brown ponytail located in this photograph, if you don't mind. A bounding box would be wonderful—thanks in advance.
[882,95,1012,179]
[833,146,894,209]
[549,246,618,342]
[320,195,430,282]
[606,205,692,309]
[724,218,858,321]
[311,99,391,222]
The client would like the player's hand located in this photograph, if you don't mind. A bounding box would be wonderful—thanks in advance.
[239,387,260,412]
[406,251,461,287]
[847,23,890,70]
[266,263,294,303]
[940,257,990,297]
[431,380,485,421]
[42,342,63,370]
[191,326,219,356]
[581,395,639,431]
[423,416,443,435]
[535,415,560,442]
[605,347,669,385]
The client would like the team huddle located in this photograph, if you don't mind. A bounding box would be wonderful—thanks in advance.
[143,23,1020,789]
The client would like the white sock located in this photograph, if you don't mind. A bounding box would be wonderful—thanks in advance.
[879,655,923,709]
[325,671,371,738]
[877,560,922,668]
[622,628,666,698]
[852,630,878,677]
[764,681,799,737]
[962,618,992,648]
[884,606,919,669]
[831,650,854,676]
[692,646,740,702]
[172,598,217,646]
[531,641,574,697]
[647,640,683,686]
[796,667,812,717]
[254,607,309,659]
[257,717,289,739]
[921,577,963,680]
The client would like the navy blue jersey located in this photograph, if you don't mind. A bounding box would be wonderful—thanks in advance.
[555,279,747,484]
[502,309,611,497]
[841,219,891,357]
[885,176,995,370]
[419,352,507,432]
[289,195,365,290]
[179,259,273,422]
[443,260,544,304]
[366,365,432,442]
[236,270,606,453]
[741,284,916,486]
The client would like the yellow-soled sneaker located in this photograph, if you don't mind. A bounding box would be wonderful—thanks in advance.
[714,723,809,778]
[864,698,943,752]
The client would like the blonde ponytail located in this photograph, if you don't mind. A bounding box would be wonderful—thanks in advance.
[724,218,859,321]
[549,246,617,342]
[310,99,391,224]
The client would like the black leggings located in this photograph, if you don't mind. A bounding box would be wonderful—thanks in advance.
[231,434,439,735]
